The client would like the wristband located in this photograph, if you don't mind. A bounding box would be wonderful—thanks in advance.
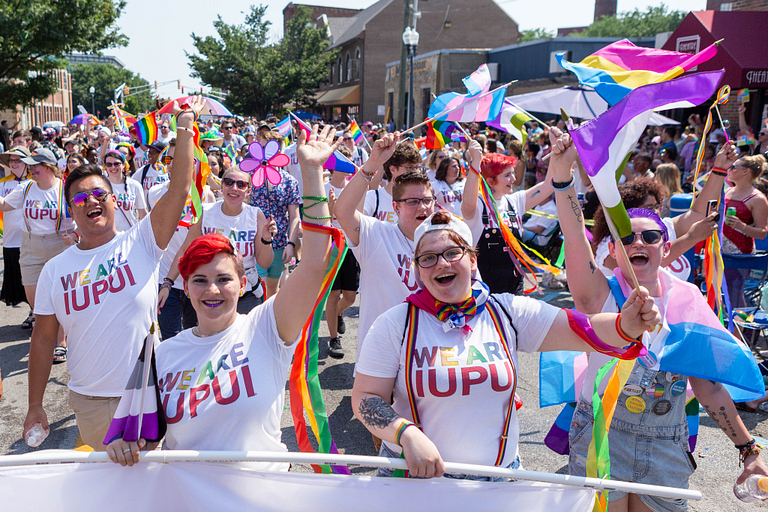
[261,237,273,245]
[286,241,296,247]
[176,126,194,135]
[711,167,728,177]
[615,313,641,343]
[163,277,175,285]
[160,282,172,291]
[394,420,417,447]
[301,195,332,220]
[551,176,574,191]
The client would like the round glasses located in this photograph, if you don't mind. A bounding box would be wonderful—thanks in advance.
[414,246,467,268]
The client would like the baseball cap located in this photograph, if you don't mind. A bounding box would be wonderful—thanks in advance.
[20,148,58,166]
[0,146,31,167]
[414,212,473,249]
[148,140,168,153]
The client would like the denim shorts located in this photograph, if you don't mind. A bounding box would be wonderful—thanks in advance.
[569,399,695,512]
[256,248,285,279]
[376,442,521,481]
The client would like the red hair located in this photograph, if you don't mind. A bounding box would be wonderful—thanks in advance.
[480,153,518,183]
[178,234,244,280]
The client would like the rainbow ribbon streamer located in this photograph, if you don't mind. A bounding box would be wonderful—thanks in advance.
[0,211,4,237]
[188,123,210,224]
[472,167,562,293]
[587,358,634,512]
[289,223,350,475]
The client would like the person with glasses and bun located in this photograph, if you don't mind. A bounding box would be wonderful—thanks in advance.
[103,150,147,232]
[352,209,659,479]
[159,166,277,316]
[22,97,208,450]
[548,127,768,512]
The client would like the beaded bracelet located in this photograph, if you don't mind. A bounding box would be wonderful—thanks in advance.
[394,420,417,447]
[737,439,762,466]
[300,195,332,220]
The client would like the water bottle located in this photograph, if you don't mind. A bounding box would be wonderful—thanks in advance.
[733,474,768,502]
[24,423,48,448]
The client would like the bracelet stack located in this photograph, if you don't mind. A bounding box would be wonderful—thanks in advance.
[301,195,332,220]
[394,420,417,447]
[737,439,762,466]
[160,277,174,291]
[359,168,376,182]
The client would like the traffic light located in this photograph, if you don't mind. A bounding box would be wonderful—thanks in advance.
[177,80,180,89]
[123,86,130,96]
[181,87,184,94]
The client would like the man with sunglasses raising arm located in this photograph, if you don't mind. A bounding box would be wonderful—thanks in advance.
[23,98,207,451]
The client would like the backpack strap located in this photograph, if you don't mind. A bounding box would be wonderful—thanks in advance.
[373,188,380,219]
[140,164,151,190]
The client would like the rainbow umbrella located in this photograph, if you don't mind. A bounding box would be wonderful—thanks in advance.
[157,96,233,117]
[69,113,100,126]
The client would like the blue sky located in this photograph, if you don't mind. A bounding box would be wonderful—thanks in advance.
[108,0,706,99]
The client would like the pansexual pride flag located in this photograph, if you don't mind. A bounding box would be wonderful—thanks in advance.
[425,120,465,150]
[557,39,719,106]
[569,70,724,238]
[348,119,364,145]
[133,112,159,146]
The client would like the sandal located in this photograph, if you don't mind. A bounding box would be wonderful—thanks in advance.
[735,401,758,413]
[21,314,34,329]
[53,347,67,364]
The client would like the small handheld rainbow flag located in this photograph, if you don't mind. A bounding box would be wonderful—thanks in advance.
[425,120,465,150]
[348,119,364,145]
[133,112,159,146]
[290,112,357,174]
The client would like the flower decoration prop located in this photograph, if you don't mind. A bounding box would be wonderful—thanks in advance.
[240,140,289,187]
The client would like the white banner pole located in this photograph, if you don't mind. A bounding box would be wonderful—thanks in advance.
[0,450,701,501]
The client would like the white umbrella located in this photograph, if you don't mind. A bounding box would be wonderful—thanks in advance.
[507,86,679,125]
[43,121,65,128]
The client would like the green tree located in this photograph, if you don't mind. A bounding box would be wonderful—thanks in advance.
[188,5,337,118]
[572,5,685,38]
[519,28,554,43]
[69,63,155,118]
[0,0,127,111]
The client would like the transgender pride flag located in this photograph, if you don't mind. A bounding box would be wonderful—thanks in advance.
[428,64,507,123]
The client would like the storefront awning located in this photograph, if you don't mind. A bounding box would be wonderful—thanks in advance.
[662,11,768,89]
[317,85,360,106]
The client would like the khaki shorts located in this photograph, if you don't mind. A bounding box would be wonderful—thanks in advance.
[68,390,121,451]
[20,232,68,287]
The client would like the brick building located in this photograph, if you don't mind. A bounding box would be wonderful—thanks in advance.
[706,0,768,10]
[302,0,519,124]
[0,68,74,131]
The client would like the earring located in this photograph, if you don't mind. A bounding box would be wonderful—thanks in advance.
[239,290,244,297]
[186,293,190,298]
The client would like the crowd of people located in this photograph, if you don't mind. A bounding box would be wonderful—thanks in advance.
[2,96,768,511]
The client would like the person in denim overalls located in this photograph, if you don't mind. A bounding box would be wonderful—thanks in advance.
[549,128,768,512]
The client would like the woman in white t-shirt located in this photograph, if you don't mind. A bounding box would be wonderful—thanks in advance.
[106,123,341,469]
[160,167,276,315]
[0,148,76,362]
[103,150,147,232]
[0,146,31,321]
[352,211,657,479]
[430,157,465,216]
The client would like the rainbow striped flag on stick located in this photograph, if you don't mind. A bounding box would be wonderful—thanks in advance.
[557,39,720,106]
[425,120,465,150]
[133,112,159,146]
[348,119,364,145]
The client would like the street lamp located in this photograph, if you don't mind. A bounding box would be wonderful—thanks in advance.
[402,27,419,129]
[89,86,95,115]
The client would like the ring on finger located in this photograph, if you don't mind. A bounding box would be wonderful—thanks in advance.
[123,448,132,454]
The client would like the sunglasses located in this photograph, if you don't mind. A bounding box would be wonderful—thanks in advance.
[222,177,250,190]
[222,126,233,130]
[162,155,173,165]
[71,188,110,208]
[104,161,123,168]
[619,229,665,246]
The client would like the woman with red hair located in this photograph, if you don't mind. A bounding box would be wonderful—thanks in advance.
[461,152,554,294]
[106,125,339,469]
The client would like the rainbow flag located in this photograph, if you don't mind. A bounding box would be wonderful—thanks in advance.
[557,39,719,106]
[425,120,465,150]
[569,70,724,239]
[289,224,350,475]
[133,112,158,146]
[290,112,356,174]
[348,119,364,145]
[189,123,211,223]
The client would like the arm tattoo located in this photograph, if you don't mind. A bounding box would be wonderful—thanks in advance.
[702,404,738,438]
[532,190,540,197]
[567,194,584,223]
[589,262,597,274]
[359,396,399,429]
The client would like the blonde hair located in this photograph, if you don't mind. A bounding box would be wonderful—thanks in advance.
[655,163,682,197]
[740,154,768,180]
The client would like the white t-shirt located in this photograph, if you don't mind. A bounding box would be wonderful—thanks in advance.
[522,200,558,245]
[431,179,466,216]
[3,178,75,235]
[356,294,559,466]
[347,215,416,360]
[350,146,369,167]
[324,182,345,230]
[467,191,527,246]
[155,297,295,470]
[363,187,397,224]
[110,178,147,232]
[283,143,303,197]
[0,175,25,247]
[201,202,262,270]
[134,164,169,205]
[34,216,163,396]
[594,217,691,281]
[147,183,192,290]
[157,131,176,144]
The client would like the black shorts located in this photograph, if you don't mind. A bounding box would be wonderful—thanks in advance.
[332,250,360,291]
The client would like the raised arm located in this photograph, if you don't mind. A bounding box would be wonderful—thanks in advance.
[149,97,205,250]
[273,125,338,343]
[459,139,483,221]
[548,127,611,313]
[334,133,399,246]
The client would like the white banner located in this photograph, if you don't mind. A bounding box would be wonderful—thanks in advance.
[0,461,595,512]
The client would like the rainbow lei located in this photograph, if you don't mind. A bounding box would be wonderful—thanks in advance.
[471,166,562,293]
[288,222,350,474]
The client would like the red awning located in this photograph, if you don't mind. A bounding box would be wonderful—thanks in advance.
[662,11,768,88]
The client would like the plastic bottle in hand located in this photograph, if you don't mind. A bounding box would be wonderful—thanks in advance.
[734,474,768,502]
[24,423,48,448]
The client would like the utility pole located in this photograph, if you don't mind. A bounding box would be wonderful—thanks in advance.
[396,0,411,131]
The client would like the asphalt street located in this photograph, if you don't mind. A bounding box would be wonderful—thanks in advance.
[0,242,767,509]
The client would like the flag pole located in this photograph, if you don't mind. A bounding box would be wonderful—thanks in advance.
[602,204,641,292]
[400,81,517,136]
